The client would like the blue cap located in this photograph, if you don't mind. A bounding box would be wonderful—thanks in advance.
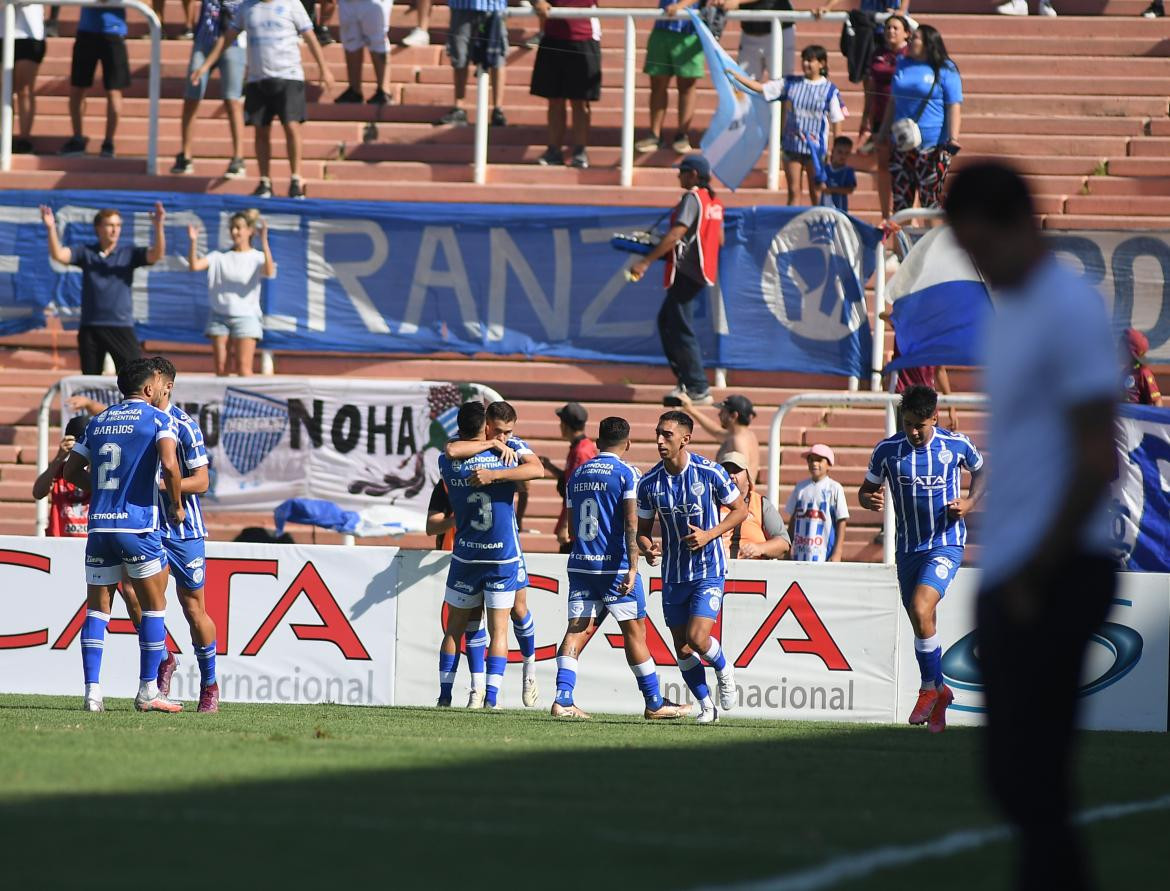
[676,155,710,178]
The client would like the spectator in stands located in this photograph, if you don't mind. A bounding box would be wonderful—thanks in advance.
[716,0,796,81]
[437,0,509,127]
[61,4,132,158]
[947,161,1118,891]
[40,203,166,375]
[720,452,791,559]
[530,0,601,169]
[730,45,846,206]
[861,12,909,218]
[172,0,247,178]
[679,392,760,481]
[335,0,393,105]
[821,135,857,211]
[876,24,961,216]
[301,0,338,44]
[881,314,960,429]
[194,0,335,200]
[785,443,849,562]
[628,155,724,406]
[817,0,909,22]
[32,416,90,538]
[1121,328,1163,406]
[1143,1,1164,17]
[187,209,276,377]
[401,0,432,46]
[996,1,1056,15]
[635,0,704,155]
[541,403,599,552]
[152,0,198,36]
[0,4,45,155]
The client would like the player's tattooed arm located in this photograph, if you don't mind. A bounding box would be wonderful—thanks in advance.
[636,515,661,566]
[620,500,640,593]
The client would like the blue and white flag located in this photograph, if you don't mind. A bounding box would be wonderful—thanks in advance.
[1113,403,1170,572]
[274,498,407,538]
[688,10,771,191]
[885,225,992,370]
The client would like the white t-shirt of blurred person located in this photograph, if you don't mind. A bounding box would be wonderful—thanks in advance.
[785,476,850,562]
[232,0,313,83]
[980,256,1119,589]
[206,249,266,319]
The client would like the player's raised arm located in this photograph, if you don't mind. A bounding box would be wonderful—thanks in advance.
[446,437,518,465]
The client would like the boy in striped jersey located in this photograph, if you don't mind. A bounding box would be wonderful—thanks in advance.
[636,411,748,723]
[150,357,220,713]
[858,385,984,733]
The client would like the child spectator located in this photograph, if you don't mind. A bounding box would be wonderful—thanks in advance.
[32,416,91,537]
[785,443,849,562]
[0,3,45,154]
[61,5,131,158]
[193,0,335,199]
[820,135,857,212]
[1121,328,1163,406]
[730,44,846,206]
[187,209,276,377]
[636,0,705,155]
[335,0,393,106]
[172,0,247,179]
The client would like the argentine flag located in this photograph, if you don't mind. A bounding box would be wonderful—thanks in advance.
[687,10,771,191]
[885,225,992,370]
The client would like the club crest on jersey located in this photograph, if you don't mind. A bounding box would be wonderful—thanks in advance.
[690,481,706,496]
[937,449,953,465]
[221,387,289,475]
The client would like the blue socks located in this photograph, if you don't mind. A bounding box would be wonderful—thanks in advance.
[138,610,167,696]
[81,609,109,687]
[465,620,487,691]
[914,634,943,691]
[703,639,727,673]
[555,655,577,706]
[678,653,711,703]
[195,641,217,688]
[631,659,665,711]
[513,611,536,659]
[485,655,507,707]
[438,651,458,702]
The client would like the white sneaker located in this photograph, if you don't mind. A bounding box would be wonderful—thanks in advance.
[467,688,485,709]
[1039,1,1057,15]
[996,0,1028,13]
[134,692,182,713]
[401,26,430,47]
[522,673,540,708]
[83,696,104,712]
[696,704,719,724]
[716,666,737,712]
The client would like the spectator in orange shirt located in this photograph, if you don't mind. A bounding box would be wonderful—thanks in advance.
[1121,328,1163,407]
[543,402,599,552]
[32,416,90,537]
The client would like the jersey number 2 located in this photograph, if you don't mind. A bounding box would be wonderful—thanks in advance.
[468,491,493,532]
[95,443,122,491]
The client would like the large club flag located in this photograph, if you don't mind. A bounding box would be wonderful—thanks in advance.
[1114,403,1170,572]
[688,10,771,191]
[885,225,992,370]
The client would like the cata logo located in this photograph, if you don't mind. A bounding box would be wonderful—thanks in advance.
[760,208,867,343]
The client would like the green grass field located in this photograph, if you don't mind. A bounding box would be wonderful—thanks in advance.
[1,694,1166,890]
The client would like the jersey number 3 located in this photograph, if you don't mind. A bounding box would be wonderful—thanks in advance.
[96,443,122,491]
[467,491,493,532]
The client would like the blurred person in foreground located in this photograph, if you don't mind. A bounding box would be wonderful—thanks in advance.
[946,162,1119,891]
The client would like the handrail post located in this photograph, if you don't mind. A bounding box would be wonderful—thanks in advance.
[1,2,15,173]
[872,239,886,391]
[145,2,160,175]
[620,14,635,188]
[473,67,489,185]
[766,15,781,191]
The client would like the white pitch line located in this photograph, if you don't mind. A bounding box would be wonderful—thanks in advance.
[695,793,1170,891]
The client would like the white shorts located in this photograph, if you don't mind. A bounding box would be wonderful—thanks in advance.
[737,29,796,81]
[339,0,392,53]
[568,597,643,623]
[444,586,517,611]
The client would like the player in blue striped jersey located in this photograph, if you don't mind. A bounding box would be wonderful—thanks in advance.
[551,417,686,721]
[636,411,748,724]
[150,357,220,713]
[62,358,185,714]
[437,401,543,709]
[859,385,985,733]
[442,400,543,708]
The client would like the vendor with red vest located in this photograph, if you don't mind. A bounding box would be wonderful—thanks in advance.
[629,154,725,406]
[32,415,90,537]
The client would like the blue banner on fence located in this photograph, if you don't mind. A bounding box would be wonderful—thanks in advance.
[0,191,880,376]
[1114,403,1170,572]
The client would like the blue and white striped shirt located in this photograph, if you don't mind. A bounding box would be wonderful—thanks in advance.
[865,429,983,554]
[762,76,846,157]
[159,404,209,541]
[448,0,507,11]
[637,452,740,583]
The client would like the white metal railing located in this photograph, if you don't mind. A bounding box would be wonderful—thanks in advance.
[766,390,986,565]
[475,7,848,188]
[1,0,162,174]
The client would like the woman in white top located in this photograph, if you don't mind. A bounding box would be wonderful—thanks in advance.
[187,208,276,376]
[0,4,46,154]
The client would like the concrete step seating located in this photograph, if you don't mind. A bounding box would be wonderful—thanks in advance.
[1,1,1168,225]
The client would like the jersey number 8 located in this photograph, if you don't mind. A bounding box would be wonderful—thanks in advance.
[577,496,600,542]
[96,443,122,491]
